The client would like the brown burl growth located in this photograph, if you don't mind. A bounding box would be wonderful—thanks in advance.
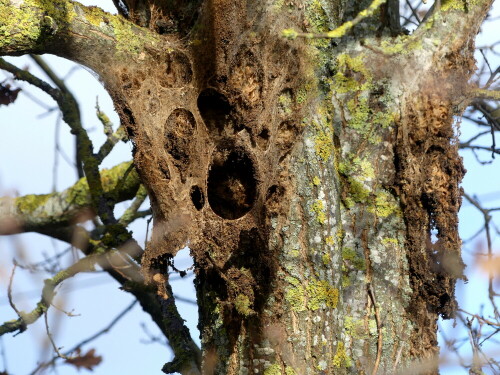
[396,44,476,360]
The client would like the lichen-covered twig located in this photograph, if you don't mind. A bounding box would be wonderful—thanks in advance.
[0,161,140,236]
[119,185,148,226]
[282,0,387,39]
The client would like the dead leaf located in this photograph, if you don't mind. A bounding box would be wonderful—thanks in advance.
[0,83,21,106]
[65,348,102,371]
[477,256,500,276]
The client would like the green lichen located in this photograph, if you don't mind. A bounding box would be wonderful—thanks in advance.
[264,364,282,375]
[278,91,293,115]
[322,253,331,265]
[379,36,423,55]
[332,342,352,368]
[83,5,106,27]
[282,28,298,39]
[368,318,378,335]
[109,15,145,55]
[373,110,397,129]
[344,316,366,338]
[15,193,51,214]
[66,161,138,206]
[285,277,307,312]
[345,177,370,206]
[0,0,73,50]
[341,272,351,287]
[296,84,312,105]
[340,155,376,181]
[312,176,321,186]
[342,247,366,271]
[307,278,338,310]
[347,97,370,131]
[381,237,398,245]
[441,0,478,11]
[311,199,327,225]
[234,294,254,316]
[314,130,334,161]
[285,366,297,375]
[304,0,330,48]
[333,54,372,94]
[325,236,334,245]
[368,191,400,217]
[326,21,353,39]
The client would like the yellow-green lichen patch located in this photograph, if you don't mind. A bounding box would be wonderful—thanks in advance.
[346,97,371,132]
[15,193,52,214]
[325,236,334,245]
[82,5,107,27]
[373,110,397,129]
[285,366,297,375]
[441,0,479,11]
[322,253,331,265]
[332,342,352,368]
[307,278,338,310]
[263,364,282,375]
[311,199,327,225]
[345,177,370,207]
[66,161,139,206]
[312,176,321,186]
[344,316,366,338]
[234,294,254,316]
[108,15,155,56]
[333,54,372,94]
[285,277,307,312]
[379,36,423,55]
[278,90,293,115]
[340,154,375,181]
[296,83,313,105]
[381,237,398,245]
[368,191,401,217]
[314,130,334,161]
[0,0,76,50]
[342,247,366,271]
[28,0,76,25]
[304,0,330,48]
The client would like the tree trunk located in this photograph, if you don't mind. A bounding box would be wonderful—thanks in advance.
[0,0,494,373]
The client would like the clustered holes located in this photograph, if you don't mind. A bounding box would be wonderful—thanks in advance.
[197,88,232,136]
[161,51,193,88]
[190,185,205,210]
[207,147,257,220]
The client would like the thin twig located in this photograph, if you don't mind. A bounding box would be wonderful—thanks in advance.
[7,262,26,334]
[367,283,382,375]
[44,311,69,360]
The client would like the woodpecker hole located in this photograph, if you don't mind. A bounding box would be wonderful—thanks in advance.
[197,88,233,137]
[207,147,257,219]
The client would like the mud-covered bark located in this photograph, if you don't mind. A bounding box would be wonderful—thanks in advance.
[0,0,495,374]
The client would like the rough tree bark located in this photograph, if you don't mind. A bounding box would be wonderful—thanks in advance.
[0,0,495,374]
